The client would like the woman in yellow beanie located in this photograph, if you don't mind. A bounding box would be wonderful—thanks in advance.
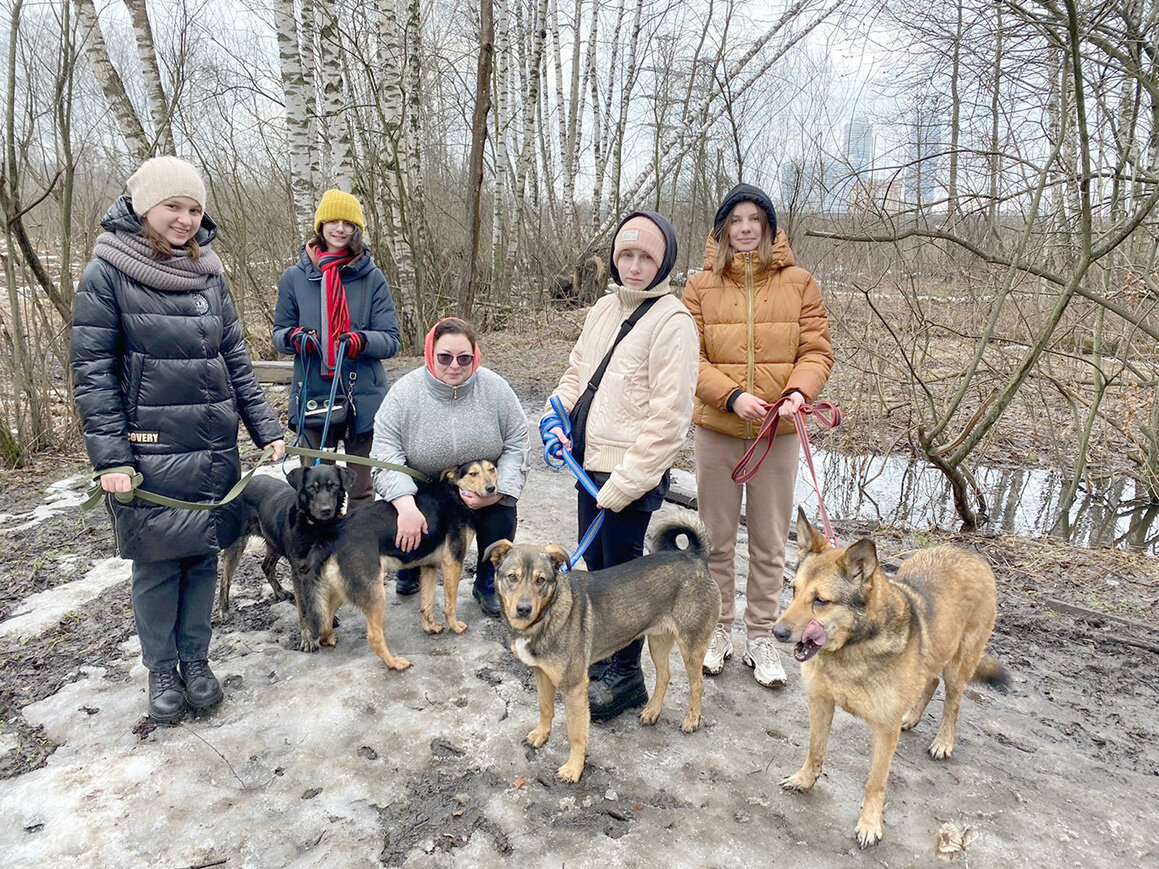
[273,189,400,509]
[70,155,285,723]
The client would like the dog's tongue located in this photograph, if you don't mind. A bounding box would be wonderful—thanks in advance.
[803,620,828,647]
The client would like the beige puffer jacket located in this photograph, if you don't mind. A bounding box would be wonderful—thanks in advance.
[683,229,833,439]
[545,280,698,511]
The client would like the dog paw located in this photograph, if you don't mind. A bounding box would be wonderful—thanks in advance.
[384,656,412,671]
[928,738,954,760]
[556,760,584,783]
[298,635,320,653]
[448,619,468,635]
[855,814,884,848]
[638,706,661,726]
[679,712,701,733]
[525,727,550,748]
[422,620,445,635]
[320,634,337,647]
[780,769,816,793]
[272,588,294,603]
[900,716,920,731]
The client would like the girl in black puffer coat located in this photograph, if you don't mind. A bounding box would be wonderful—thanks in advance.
[70,156,285,724]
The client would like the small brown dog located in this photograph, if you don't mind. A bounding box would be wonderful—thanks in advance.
[486,512,719,782]
[773,509,1009,848]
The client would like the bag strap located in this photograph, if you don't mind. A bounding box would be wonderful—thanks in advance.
[582,295,663,397]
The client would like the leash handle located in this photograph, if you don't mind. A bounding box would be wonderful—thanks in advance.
[315,338,348,463]
[541,395,606,570]
[730,397,842,545]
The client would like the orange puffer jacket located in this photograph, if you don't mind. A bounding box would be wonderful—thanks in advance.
[682,229,833,439]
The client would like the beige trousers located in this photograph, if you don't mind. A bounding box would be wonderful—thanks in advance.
[694,424,799,639]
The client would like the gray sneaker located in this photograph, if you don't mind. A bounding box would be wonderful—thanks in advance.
[743,636,787,688]
[703,624,733,675]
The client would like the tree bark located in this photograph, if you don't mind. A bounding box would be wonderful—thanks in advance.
[460,0,494,319]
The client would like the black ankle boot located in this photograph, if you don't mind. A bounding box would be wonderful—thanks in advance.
[148,668,187,723]
[396,568,420,596]
[472,576,501,617]
[179,659,223,712]
[589,639,648,721]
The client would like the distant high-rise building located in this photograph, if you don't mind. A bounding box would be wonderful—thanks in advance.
[907,108,942,209]
[846,121,874,172]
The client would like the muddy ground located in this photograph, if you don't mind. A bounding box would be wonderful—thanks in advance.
[1,332,1158,866]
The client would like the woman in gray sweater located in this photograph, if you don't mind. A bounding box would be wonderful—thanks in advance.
[370,317,529,615]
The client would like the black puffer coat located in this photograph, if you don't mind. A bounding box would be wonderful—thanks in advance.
[70,196,283,562]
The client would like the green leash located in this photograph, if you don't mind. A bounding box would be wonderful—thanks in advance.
[80,444,430,512]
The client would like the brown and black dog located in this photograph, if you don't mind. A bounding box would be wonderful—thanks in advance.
[294,459,499,669]
[486,511,719,783]
[773,509,1009,848]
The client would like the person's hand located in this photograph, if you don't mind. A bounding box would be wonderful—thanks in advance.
[290,328,318,354]
[99,472,133,493]
[460,490,502,510]
[265,439,286,461]
[777,391,806,417]
[393,497,428,551]
[337,332,363,358]
[547,425,572,450]
[732,392,770,421]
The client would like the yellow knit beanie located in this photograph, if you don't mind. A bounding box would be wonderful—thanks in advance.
[314,189,365,231]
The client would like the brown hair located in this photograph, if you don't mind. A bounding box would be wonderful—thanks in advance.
[313,225,366,258]
[141,220,202,261]
[712,202,775,276]
[432,316,477,349]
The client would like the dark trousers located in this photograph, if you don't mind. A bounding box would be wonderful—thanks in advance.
[397,501,517,591]
[297,427,374,510]
[576,488,655,572]
[131,553,218,672]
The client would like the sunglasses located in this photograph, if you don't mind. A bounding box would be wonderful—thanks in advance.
[435,352,474,368]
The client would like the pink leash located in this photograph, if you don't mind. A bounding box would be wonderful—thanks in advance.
[730,397,843,545]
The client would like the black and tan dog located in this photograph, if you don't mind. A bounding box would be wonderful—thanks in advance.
[773,509,1009,848]
[217,474,299,616]
[485,512,720,783]
[294,459,499,670]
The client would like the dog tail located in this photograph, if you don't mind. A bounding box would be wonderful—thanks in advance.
[972,654,1011,690]
[647,510,711,559]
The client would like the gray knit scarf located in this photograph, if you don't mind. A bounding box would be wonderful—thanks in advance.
[93,229,224,292]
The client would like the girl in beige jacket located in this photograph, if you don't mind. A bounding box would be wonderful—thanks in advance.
[543,211,698,721]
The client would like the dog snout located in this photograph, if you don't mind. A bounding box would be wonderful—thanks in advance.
[772,623,792,643]
[485,484,496,495]
[515,600,533,619]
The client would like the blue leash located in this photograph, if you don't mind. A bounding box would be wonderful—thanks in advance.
[292,334,349,467]
[540,396,605,572]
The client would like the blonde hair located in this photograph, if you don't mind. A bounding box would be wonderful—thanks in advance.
[712,203,775,276]
[141,220,201,262]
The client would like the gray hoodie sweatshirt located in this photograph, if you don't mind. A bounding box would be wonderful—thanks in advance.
[370,365,529,504]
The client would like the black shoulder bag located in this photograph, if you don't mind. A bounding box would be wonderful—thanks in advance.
[568,296,662,464]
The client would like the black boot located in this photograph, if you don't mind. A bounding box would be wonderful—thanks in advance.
[148,668,187,724]
[472,576,500,617]
[396,568,420,596]
[179,659,223,713]
[589,639,648,721]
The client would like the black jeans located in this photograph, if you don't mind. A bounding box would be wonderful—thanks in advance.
[576,486,655,572]
[131,552,218,672]
[397,500,517,590]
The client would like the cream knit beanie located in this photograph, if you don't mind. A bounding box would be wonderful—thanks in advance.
[127,156,207,217]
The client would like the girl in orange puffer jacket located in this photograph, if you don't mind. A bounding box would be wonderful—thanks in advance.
[683,183,833,689]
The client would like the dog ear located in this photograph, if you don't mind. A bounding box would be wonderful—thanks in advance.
[339,466,358,492]
[483,539,514,566]
[441,467,458,483]
[796,507,829,556]
[845,538,879,588]
[544,544,571,572]
[286,467,305,490]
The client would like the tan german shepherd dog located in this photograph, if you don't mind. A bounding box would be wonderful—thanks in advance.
[773,509,1009,848]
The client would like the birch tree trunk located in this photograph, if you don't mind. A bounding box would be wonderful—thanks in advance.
[276,0,316,235]
[490,0,511,286]
[123,0,174,154]
[317,2,353,187]
[73,0,151,162]
[508,0,549,251]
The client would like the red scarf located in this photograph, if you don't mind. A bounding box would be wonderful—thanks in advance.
[315,245,357,377]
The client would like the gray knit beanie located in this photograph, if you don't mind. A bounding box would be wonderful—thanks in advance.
[127,156,207,217]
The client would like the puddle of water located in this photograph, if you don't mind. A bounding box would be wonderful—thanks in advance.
[801,449,1159,554]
